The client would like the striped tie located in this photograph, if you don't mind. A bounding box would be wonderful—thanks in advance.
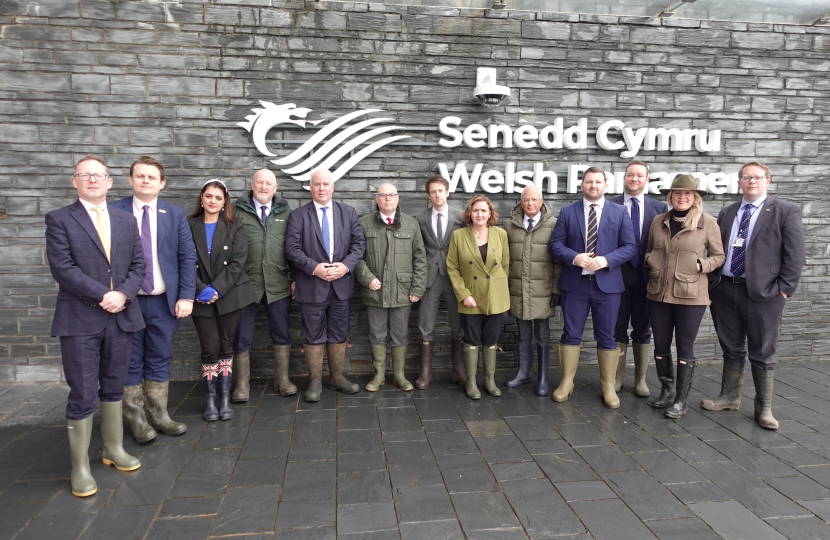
[586,204,597,257]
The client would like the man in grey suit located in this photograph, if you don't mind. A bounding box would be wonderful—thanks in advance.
[702,161,806,430]
[414,174,465,389]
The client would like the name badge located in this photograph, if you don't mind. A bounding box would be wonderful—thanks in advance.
[732,237,745,248]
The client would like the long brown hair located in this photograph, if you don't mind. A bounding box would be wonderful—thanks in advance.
[190,180,235,228]
[463,194,499,226]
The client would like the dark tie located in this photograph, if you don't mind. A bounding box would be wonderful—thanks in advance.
[586,204,597,257]
[729,204,754,277]
[141,205,154,293]
[321,206,331,261]
[436,213,444,245]
[629,198,641,268]
[527,218,534,232]
[260,205,268,225]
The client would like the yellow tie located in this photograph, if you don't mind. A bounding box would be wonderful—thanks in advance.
[91,207,113,289]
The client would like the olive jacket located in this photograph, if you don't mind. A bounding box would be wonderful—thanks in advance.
[355,205,428,308]
[233,191,293,304]
[446,226,510,316]
[645,211,725,305]
[504,203,562,320]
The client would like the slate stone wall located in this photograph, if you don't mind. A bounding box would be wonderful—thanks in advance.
[0,0,827,383]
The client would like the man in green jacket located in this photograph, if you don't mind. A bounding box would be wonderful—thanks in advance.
[231,169,296,400]
[355,184,428,392]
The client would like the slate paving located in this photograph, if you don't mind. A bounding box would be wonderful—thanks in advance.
[3,360,830,539]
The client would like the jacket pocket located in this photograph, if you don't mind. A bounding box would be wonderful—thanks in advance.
[645,247,663,273]
[397,272,413,302]
[646,272,663,296]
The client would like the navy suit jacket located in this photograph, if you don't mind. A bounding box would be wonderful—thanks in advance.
[110,197,197,316]
[549,199,637,294]
[285,200,366,303]
[610,194,669,284]
[46,200,146,336]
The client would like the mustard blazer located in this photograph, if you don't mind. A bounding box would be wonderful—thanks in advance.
[446,226,510,315]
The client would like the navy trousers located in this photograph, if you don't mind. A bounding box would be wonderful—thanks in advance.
[299,287,350,345]
[560,277,621,350]
[127,294,180,385]
[61,315,133,420]
[614,264,652,345]
[233,295,292,353]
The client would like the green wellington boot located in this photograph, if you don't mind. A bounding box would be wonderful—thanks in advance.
[273,344,298,396]
[392,345,413,391]
[597,348,621,409]
[366,344,387,392]
[701,361,745,411]
[303,344,325,403]
[482,344,501,397]
[463,343,481,400]
[100,401,141,471]
[632,343,651,398]
[552,343,580,402]
[231,349,250,402]
[67,416,97,497]
[327,342,360,394]
[614,342,628,392]
[122,383,157,444]
[145,380,187,436]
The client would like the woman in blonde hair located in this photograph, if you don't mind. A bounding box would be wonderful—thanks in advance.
[644,174,725,419]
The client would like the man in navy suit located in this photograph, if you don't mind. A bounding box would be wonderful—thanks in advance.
[46,154,145,497]
[610,161,668,398]
[549,166,637,409]
[111,156,196,443]
[285,169,366,402]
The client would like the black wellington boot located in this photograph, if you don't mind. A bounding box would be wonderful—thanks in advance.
[664,359,696,419]
[647,352,675,409]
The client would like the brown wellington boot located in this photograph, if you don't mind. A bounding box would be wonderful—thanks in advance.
[614,342,628,392]
[450,337,466,386]
[632,343,651,398]
[752,368,779,430]
[701,361,745,411]
[231,349,250,402]
[392,345,413,391]
[122,384,157,444]
[365,344,386,392]
[415,338,433,390]
[327,342,360,394]
[552,343,580,402]
[273,344,297,396]
[303,344,325,403]
[597,348,621,409]
[145,380,187,436]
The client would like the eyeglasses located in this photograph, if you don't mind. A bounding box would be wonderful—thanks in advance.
[74,173,109,182]
[377,193,398,200]
[740,176,766,183]
[521,197,541,204]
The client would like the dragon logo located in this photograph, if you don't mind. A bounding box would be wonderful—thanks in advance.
[238,101,410,184]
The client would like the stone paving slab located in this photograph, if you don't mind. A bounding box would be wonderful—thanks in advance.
[2,360,830,538]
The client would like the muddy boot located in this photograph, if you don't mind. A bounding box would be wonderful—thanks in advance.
[392,345,413,391]
[67,416,97,497]
[505,341,533,388]
[664,359,696,419]
[366,344,386,392]
[415,338,433,390]
[632,343,651,398]
[597,348,621,409]
[327,342,360,394]
[752,368,779,430]
[552,343,580,402]
[122,383,156,444]
[614,342,628,392]
[482,344,501,397]
[536,344,550,397]
[303,344,325,403]
[701,361,745,411]
[231,349,250,403]
[463,343,481,400]
[145,380,187,436]
[100,401,141,472]
[451,337,466,386]
[202,363,219,421]
[273,344,297,397]
[648,352,675,409]
[217,359,234,421]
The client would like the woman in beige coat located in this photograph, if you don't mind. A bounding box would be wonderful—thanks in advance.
[644,174,725,419]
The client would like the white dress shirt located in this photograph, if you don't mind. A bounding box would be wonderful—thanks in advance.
[431,206,449,243]
[254,197,272,220]
[623,193,645,239]
[380,212,395,225]
[314,200,335,262]
[581,197,605,275]
[133,196,166,295]
[79,198,110,251]
[523,212,540,231]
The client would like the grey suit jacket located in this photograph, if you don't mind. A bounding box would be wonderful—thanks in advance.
[415,205,465,288]
[709,196,806,302]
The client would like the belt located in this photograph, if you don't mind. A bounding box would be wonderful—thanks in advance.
[581,274,597,281]
[728,277,746,284]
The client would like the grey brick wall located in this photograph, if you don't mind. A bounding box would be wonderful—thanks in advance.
[0,1,828,383]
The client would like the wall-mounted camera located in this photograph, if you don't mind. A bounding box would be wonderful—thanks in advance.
[473,67,511,107]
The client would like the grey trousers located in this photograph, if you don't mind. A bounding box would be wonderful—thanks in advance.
[516,318,551,348]
[367,304,413,347]
[418,272,463,340]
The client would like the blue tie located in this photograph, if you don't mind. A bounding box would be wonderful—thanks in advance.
[321,206,331,261]
[629,198,640,268]
[730,204,754,277]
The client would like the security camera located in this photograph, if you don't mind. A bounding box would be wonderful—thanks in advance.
[473,67,511,107]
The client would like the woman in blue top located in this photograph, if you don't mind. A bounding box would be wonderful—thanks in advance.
[188,180,256,422]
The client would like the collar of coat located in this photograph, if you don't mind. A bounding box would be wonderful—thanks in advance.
[373,203,402,231]
[510,201,550,229]
[235,190,289,215]
[661,209,705,230]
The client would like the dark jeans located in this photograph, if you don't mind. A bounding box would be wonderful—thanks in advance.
[460,313,504,347]
[516,318,551,348]
[193,305,244,364]
[649,301,707,360]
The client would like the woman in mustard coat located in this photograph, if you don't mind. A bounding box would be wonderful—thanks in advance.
[446,195,510,400]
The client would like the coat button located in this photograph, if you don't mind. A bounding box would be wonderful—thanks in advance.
[469,261,473,264]
[486,275,490,279]
[196,265,199,268]
[224,246,228,250]
[474,276,477,280]
[223,261,227,265]
[106,269,110,274]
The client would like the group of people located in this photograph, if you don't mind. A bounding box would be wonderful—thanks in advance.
[45,154,805,499]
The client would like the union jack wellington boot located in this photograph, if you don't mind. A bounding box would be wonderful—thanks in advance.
[217,358,234,421]
[202,363,219,422]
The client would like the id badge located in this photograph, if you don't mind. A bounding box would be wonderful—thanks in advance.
[732,237,745,248]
